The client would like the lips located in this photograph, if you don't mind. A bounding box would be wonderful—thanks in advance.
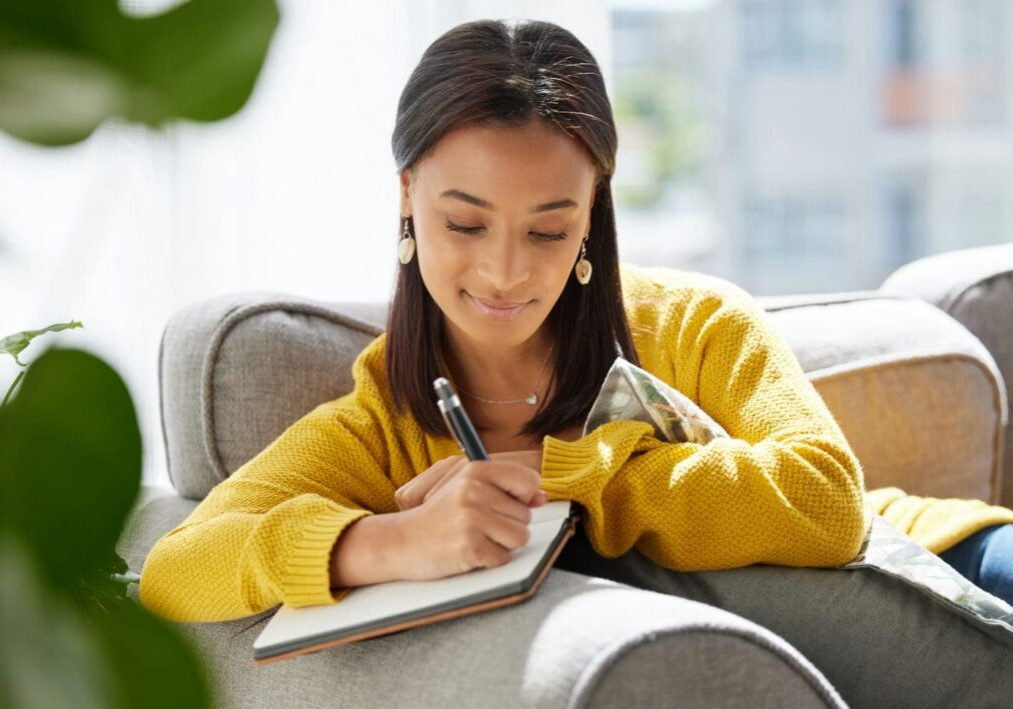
[473,296,528,308]
[466,293,531,320]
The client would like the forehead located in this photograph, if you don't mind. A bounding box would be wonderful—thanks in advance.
[417,120,596,201]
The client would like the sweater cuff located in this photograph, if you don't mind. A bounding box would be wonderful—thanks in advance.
[281,506,373,608]
[542,433,600,480]
[541,421,656,484]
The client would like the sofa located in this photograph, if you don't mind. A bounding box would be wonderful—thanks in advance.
[122,243,1013,708]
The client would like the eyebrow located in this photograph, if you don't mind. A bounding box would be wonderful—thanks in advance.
[439,188,578,213]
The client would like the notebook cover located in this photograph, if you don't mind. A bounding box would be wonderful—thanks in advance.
[253,509,580,665]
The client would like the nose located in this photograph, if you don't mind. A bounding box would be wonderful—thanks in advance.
[474,232,531,294]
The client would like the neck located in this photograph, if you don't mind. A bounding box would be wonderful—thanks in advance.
[441,322,555,403]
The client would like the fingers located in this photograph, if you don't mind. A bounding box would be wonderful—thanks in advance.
[423,456,469,503]
[396,455,465,510]
[403,450,543,510]
[422,467,457,504]
[473,478,534,525]
[466,460,542,505]
[474,505,532,561]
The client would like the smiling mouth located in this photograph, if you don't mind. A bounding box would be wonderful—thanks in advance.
[466,292,531,320]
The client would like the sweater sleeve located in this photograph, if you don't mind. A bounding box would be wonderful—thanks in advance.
[538,284,869,570]
[138,394,399,622]
[865,487,1013,554]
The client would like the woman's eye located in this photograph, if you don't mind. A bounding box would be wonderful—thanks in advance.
[533,230,568,242]
[443,219,483,235]
[443,219,567,242]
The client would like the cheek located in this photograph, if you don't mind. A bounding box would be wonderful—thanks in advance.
[546,242,582,277]
[415,233,468,310]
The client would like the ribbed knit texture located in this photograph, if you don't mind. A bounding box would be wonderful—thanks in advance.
[139,263,1001,623]
[865,487,1013,554]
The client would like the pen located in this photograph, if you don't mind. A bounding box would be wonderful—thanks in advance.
[433,376,552,512]
[433,377,489,461]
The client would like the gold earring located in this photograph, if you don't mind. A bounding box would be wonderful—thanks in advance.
[574,235,592,285]
[398,217,416,264]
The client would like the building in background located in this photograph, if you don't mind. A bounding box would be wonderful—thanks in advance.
[609,0,1013,295]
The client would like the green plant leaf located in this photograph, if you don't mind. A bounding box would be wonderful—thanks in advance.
[0,0,280,146]
[0,320,83,366]
[0,532,212,709]
[0,533,115,709]
[0,346,141,589]
[87,595,214,709]
[73,549,132,616]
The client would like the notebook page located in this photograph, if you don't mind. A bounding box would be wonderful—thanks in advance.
[254,501,573,652]
[529,499,572,524]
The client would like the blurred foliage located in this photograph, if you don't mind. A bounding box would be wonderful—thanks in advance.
[2,320,83,407]
[0,0,280,705]
[613,68,707,210]
[0,0,280,146]
[1,320,82,365]
[0,347,212,708]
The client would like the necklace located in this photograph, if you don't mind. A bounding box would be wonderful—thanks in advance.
[455,344,555,406]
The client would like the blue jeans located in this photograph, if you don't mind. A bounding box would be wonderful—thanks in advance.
[938,524,1013,606]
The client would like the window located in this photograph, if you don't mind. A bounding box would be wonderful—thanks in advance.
[743,196,846,260]
[740,0,844,71]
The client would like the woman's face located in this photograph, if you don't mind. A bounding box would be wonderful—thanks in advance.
[399,119,598,350]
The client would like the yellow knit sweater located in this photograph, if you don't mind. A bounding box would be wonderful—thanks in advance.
[138,264,1012,623]
[865,487,1013,554]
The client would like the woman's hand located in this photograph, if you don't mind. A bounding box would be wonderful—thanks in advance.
[395,449,546,511]
[393,458,547,581]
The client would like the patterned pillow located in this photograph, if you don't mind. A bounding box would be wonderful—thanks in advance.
[584,356,1013,636]
[583,356,729,445]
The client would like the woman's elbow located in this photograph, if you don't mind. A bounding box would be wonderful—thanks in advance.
[138,536,254,623]
[816,464,870,567]
[137,540,190,621]
[822,498,869,567]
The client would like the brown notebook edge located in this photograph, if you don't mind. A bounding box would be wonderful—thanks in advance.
[253,512,580,665]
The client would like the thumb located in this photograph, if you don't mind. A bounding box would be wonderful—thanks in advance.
[529,490,549,507]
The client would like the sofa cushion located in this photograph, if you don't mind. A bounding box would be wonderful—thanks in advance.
[122,485,1012,708]
[555,520,1013,709]
[121,489,844,709]
[161,289,1007,504]
[880,242,1013,507]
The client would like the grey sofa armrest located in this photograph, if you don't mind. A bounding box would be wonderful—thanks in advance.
[880,242,1013,506]
[158,293,386,500]
[757,290,1007,503]
[121,488,843,709]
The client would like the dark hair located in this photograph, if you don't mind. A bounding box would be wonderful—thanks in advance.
[387,18,641,439]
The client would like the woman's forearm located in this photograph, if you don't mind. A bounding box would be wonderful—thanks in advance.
[328,512,406,589]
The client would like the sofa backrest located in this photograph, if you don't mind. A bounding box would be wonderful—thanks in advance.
[159,295,384,500]
[160,289,1007,503]
[880,242,1013,507]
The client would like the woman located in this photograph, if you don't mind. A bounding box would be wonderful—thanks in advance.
[139,18,1012,627]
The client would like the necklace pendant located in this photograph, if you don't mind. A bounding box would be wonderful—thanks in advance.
[526,393,538,405]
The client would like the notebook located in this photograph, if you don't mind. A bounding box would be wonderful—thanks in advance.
[252,499,580,664]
